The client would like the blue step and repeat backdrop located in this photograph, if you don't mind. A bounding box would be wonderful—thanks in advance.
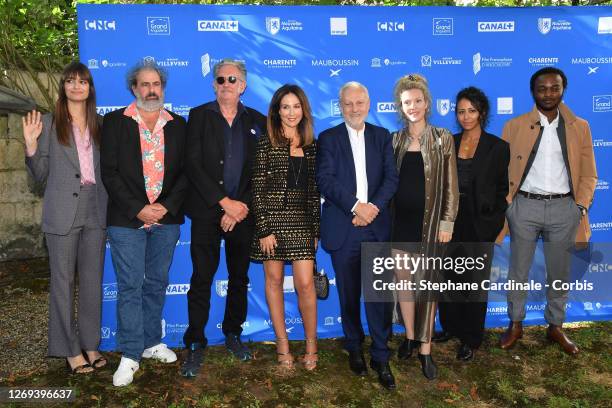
[76,4,612,349]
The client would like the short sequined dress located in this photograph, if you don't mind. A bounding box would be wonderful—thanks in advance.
[250,134,320,261]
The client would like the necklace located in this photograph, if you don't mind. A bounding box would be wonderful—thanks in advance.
[462,136,480,151]
[289,155,303,187]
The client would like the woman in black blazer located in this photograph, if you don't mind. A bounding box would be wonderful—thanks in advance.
[251,84,320,371]
[435,87,509,360]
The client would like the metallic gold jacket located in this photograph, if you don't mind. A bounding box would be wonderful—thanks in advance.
[392,125,459,246]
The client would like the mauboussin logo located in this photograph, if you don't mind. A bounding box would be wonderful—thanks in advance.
[103,282,118,301]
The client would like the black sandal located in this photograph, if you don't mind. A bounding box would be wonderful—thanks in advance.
[90,355,107,369]
[66,360,93,374]
[82,350,107,369]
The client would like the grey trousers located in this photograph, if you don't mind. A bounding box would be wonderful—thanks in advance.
[46,185,106,357]
[506,194,581,325]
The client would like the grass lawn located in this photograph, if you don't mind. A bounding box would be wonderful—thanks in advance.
[1,259,610,407]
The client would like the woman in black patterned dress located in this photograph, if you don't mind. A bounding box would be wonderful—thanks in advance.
[251,84,320,371]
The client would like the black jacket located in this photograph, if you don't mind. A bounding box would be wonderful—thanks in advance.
[101,107,188,228]
[453,131,510,242]
[183,101,266,219]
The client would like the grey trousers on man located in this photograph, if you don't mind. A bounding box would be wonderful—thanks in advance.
[506,194,582,326]
[46,185,106,357]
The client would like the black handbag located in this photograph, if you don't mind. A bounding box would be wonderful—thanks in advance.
[313,260,329,300]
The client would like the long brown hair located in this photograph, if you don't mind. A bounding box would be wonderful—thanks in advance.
[55,62,100,146]
[267,84,314,148]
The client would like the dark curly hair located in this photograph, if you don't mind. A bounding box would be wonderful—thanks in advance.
[455,86,490,130]
[530,67,567,93]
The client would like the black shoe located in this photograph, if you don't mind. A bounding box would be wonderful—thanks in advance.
[369,359,396,390]
[225,334,252,361]
[397,338,420,360]
[417,353,438,380]
[432,331,454,343]
[456,343,474,361]
[348,350,367,376]
[180,342,205,378]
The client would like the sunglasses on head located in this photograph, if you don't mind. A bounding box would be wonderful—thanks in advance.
[215,76,240,85]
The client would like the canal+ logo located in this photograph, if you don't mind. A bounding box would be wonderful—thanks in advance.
[198,20,239,32]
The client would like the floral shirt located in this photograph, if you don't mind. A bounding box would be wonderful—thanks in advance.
[124,102,173,203]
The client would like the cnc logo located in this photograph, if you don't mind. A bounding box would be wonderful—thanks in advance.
[377,21,405,32]
[84,20,116,31]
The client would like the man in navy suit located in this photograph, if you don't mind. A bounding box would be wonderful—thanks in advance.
[316,82,399,389]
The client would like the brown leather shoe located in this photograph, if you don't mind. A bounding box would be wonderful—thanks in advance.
[546,325,579,355]
[500,321,523,350]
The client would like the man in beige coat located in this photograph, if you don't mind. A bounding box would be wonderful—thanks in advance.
[496,67,597,355]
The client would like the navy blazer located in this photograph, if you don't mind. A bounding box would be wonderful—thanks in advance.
[316,122,398,251]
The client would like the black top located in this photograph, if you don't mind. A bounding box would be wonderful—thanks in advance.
[210,101,246,199]
[287,156,308,190]
[457,158,473,195]
[393,151,424,242]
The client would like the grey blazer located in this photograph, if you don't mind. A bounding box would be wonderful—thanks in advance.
[25,113,107,235]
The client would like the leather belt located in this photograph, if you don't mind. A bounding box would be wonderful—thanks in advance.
[518,190,571,200]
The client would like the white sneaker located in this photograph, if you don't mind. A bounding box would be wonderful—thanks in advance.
[142,343,177,363]
[113,357,139,387]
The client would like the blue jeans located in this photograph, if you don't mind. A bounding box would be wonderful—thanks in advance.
[107,224,180,361]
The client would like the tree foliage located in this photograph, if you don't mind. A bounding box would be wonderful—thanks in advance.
[0,0,609,111]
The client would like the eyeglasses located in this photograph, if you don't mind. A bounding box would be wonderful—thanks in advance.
[215,76,241,85]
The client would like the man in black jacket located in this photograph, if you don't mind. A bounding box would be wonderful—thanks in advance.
[181,59,266,377]
[101,61,187,386]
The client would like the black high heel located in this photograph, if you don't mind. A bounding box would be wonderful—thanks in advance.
[417,353,438,380]
[398,338,420,360]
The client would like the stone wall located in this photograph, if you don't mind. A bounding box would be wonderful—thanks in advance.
[0,70,60,260]
[0,112,46,260]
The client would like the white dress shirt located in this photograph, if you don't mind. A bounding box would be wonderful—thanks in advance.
[346,123,368,212]
[522,110,570,195]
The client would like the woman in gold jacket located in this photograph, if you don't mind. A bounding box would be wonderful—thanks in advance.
[391,74,458,380]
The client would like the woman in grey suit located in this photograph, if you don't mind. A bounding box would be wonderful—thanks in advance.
[24,62,108,374]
